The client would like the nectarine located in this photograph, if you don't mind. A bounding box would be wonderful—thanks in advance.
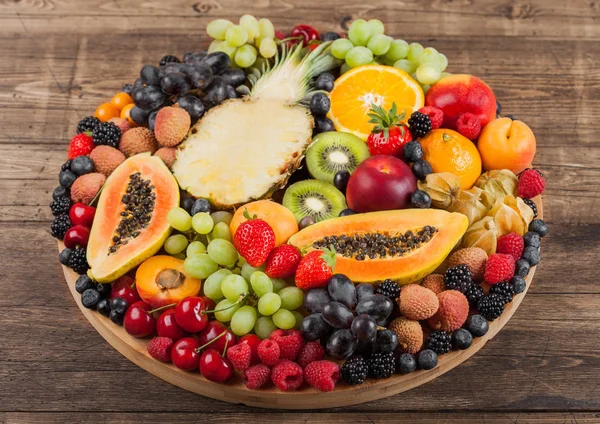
[230,200,298,246]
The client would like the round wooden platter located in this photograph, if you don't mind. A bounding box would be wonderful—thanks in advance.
[59,197,542,410]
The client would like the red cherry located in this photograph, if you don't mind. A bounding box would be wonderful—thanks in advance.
[199,349,233,383]
[174,297,208,333]
[123,301,155,338]
[110,275,141,305]
[307,42,322,51]
[290,24,320,46]
[156,309,187,341]
[197,321,236,354]
[69,203,96,227]
[171,337,201,370]
[201,296,216,312]
[63,225,90,248]
[238,334,261,364]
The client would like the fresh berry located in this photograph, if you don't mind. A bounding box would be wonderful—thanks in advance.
[310,92,330,117]
[67,133,95,159]
[464,282,485,307]
[333,170,350,193]
[341,357,368,385]
[294,248,336,290]
[290,24,320,46]
[412,159,433,180]
[238,334,261,365]
[264,244,302,279]
[257,339,280,366]
[456,112,482,140]
[58,247,72,265]
[418,106,443,129]
[477,293,506,321]
[63,225,90,249]
[123,301,155,338]
[522,198,538,218]
[233,211,276,267]
[496,233,524,261]
[271,359,304,391]
[77,116,101,134]
[92,122,121,148]
[409,189,431,209]
[96,283,112,298]
[171,337,201,371]
[484,253,515,284]
[522,246,540,266]
[61,160,72,172]
[444,264,472,293]
[451,328,473,350]
[67,247,89,274]
[190,198,212,215]
[407,111,432,139]
[121,83,133,94]
[397,353,418,374]
[148,337,174,362]
[75,275,94,294]
[511,275,527,294]
[417,349,438,370]
[304,360,340,392]
[321,32,341,42]
[402,140,423,162]
[374,329,399,353]
[523,231,541,248]
[81,288,101,309]
[53,186,69,201]
[465,314,489,337]
[315,72,335,92]
[243,364,271,390]
[529,219,548,237]
[515,259,530,277]
[70,155,95,176]
[96,298,111,317]
[50,197,72,216]
[376,279,401,300]
[59,169,77,188]
[226,343,252,372]
[425,330,452,355]
[339,208,355,217]
[110,309,125,325]
[518,169,546,199]
[269,329,304,361]
[109,297,129,315]
[490,281,515,302]
[51,214,71,239]
[366,103,412,157]
[368,352,395,378]
[296,340,326,368]
[159,55,180,66]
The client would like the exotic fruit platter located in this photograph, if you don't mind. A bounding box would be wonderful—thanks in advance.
[51,17,548,408]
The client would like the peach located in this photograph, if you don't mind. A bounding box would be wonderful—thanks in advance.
[230,200,298,246]
[477,117,536,174]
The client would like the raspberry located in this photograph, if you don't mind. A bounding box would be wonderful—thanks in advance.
[304,360,340,392]
[496,233,524,261]
[243,364,271,390]
[418,106,443,129]
[484,253,515,285]
[147,337,173,362]
[226,342,252,372]
[257,339,280,366]
[296,340,325,368]
[518,169,546,199]
[269,329,304,360]
[456,112,481,140]
[271,359,304,391]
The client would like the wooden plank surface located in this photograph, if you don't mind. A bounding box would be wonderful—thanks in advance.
[0,0,598,422]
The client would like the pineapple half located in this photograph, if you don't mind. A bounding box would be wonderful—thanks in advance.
[173,43,340,209]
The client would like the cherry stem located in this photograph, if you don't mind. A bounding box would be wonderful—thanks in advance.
[194,330,227,353]
[222,336,229,357]
[129,279,136,290]
[202,294,246,314]
[148,303,177,315]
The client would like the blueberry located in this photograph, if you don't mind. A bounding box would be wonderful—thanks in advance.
[511,275,527,294]
[451,328,473,350]
[181,197,195,214]
[59,170,77,188]
[59,248,72,266]
[321,32,341,42]
[397,353,417,374]
[314,117,335,134]
[515,259,530,277]
[339,208,356,217]
[310,92,331,117]
[129,106,150,126]
[96,299,111,317]
[528,219,548,237]
[522,246,540,266]
[417,349,438,370]
[109,310,125,325]
[70,156,95,176]
[333,170,350,193]
[75,275,95,294]
[140,65,162,87]
[219,68,246,87]
[411,190,431,208]
[191,198,212,215]
[161,72,191,96]
[53,186,69,201]
[110,297,129,314]
[147,110,158,131]
[176,95,205,122]
[403,141,423,162]
[465,314,489,337]
[412,159,433,180]
[373,329,399,353]
[81,288,101,309]
[96,283,112,299]
[315,73,335,92]
[523,231,541,248]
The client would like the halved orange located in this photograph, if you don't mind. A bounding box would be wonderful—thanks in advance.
[327,65,425,140]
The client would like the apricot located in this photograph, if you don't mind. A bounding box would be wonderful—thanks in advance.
[477,117,536,174]
[230,200,298,246]
[136,255,201,308]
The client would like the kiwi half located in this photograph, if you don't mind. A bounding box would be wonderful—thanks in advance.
[306,131,370,184]
[283,179,347,223]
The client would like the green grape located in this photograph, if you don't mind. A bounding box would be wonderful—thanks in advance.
[207,239,238,266]
[418,47,440,65]
[172,253,186,260]
[438,53,448,72]
[407,42,424,63]
[254,316,277,339]
[241,262,265,282]
[186,240,206,256]
[394,59,417,74]
[191,212,214,235]
[235,44,258,68]
[259,38,277,59]
[367,34,392,56]
[167,207,192,232]
[271,278,287,292]
[258,18,275,39]
[207,19,233,40]
[272,308,295,329]
[184,254,218,279]
[345,46,373,68]
[214,298,240,322]
[348,19,372,46]
[340,63,351,74]
[212,222,232,242]
[278,286,304,310]
[421,84,431,94]
[258,292,281,316]
[230,305,257,336]
[385,39,409,61]
[331,38,354,59]
[416,63,442,85]
[250,271,273,297]
[208,39,222,54]
[292,311,304,330]
[367,19,385,36]
[164,234,188,255]
[441,71,452,79]
[203,269,232,301]
[225,25,248,47]
[221,274,248,301]
[211,211,233,225]
[239,15,260,41]
[215,41,238,59]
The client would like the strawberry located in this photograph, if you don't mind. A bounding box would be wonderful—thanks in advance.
[295,247,336,289]
[233,209,276,267]
[67,133,94,159]
[366,103,412,157]
[265,244,302,279]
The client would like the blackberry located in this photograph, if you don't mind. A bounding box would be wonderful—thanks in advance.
[77,116,101,134]
[367,352,395,378]
[464,282,485,307]
[67,247,89,274]
[444,264,473,294]
[50,197,72,216]
[50,214,71,239]
[407,111,432,138]
[477,293,506,321]
[425,330,452,355]
[522,198,538,218]
[490,281,515,303]
[341,357,368,385]
[92,122,121,148]
[160,55,181,66]
[377,279,401,300]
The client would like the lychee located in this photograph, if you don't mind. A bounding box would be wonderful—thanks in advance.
[70,173,106,205]
[119,127,157,157]
[90,145,126,177]
[421,274,445,294]
[154,147,177,169]
[447,247,488,282]
[397,284,439,320]
[388,317,423,354]
[428,290,469,332]
[108,117,131,135]
[154,106,191,147]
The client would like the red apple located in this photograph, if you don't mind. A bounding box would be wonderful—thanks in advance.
[346,156,417,213]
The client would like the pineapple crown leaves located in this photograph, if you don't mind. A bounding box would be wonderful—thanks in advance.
[367,102,406,140]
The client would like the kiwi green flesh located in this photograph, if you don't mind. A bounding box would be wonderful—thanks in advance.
[306,131,370,184]
[282,179,347,223]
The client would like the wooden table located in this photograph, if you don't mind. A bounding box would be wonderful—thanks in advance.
[1,0,598,422]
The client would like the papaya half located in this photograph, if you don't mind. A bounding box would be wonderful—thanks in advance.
[288,209,469,284]
[87,153,179,283]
